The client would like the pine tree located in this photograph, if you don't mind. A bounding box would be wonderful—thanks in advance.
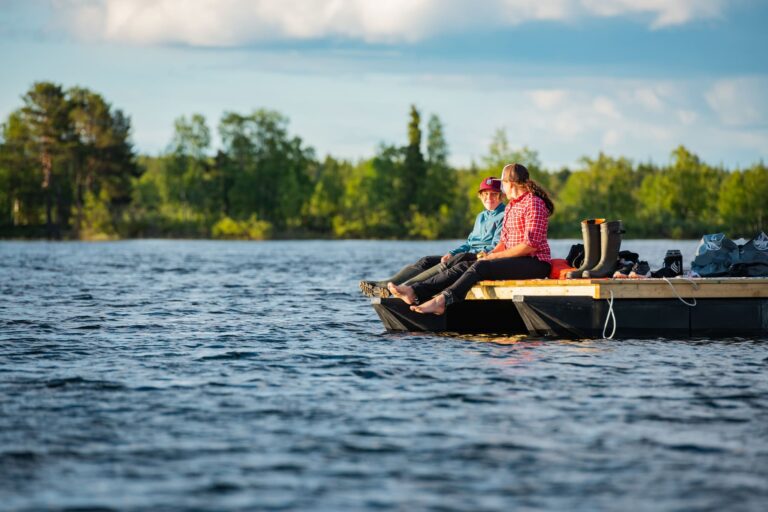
[399,105,427,224]
[20,82,70,237]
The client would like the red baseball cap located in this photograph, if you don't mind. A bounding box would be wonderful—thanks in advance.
[478,176,501,193]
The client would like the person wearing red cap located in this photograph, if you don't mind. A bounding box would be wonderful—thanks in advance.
[389,163,554,315]
[359,176,505,297]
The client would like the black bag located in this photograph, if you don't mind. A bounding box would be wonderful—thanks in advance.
[729,262,768,277]
[565,243,584,268]
[732,232,768,276]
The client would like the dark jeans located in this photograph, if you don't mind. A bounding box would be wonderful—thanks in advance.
[412,255,442,272]
[411,256,551,304]
[387,252,478,285]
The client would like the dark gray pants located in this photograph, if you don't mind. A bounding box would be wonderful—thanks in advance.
[411,257,551,304]
[386,252,477,286]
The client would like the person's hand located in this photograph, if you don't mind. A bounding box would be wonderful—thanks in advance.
[476,251,486,260]
[441,253,452,263]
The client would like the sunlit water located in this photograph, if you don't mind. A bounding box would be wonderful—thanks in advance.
[1,240,767,511]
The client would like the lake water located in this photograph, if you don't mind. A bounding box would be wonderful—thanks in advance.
[1,239,767,511]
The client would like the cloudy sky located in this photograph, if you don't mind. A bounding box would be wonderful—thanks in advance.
[1,0,766,169]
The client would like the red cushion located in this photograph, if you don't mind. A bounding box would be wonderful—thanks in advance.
[549,259,573,279]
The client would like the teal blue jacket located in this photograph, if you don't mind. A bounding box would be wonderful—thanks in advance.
[449,202,505,255]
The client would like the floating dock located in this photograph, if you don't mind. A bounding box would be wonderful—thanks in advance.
[371,278,768,339]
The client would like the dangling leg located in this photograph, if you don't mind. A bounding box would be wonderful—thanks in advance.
[401,252,477,286]
[389,260,476,305]
[411,257,551,315]
[387,255,442,284]
[360,255,441,297]
[410,293,447,315]
[386,282,419,305]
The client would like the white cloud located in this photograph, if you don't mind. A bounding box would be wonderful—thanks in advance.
[528,89,568,110]
[677,109,698,125]
[496,0,578,24]
[52,0,729,46]
[593,96,621,118]
[705,78,768,127]
[55,0,443,45]
[580,0,724,28]
[552,110,587,138]
[431,74,767,168]
[602,128,621,147]
[633,88,664,112]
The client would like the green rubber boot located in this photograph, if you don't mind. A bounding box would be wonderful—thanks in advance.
[565,219,604,279]
[583,220,624,278]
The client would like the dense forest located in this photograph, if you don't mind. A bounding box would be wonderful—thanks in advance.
[1,81,766,240]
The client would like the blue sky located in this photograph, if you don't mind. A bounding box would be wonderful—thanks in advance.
[1,0,767,169]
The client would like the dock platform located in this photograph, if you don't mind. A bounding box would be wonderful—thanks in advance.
[371,278,768,339]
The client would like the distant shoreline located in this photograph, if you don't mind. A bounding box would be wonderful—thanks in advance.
[0,236,704,242]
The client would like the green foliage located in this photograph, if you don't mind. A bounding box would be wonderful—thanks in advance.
[0,83,764,241]
[212,215,272,240]
[717,163,768,237]
[80,189,117,240]
[314,109,466,240]
[0,111,42,226]
[331,156,398,238]
[217,109,315,229]
[634,146,724,237]
[170,114,210,159]
[422,114,460,229]
[0,81,137,238]
[553,153,639,236]
[392,105,427,227]
[304,156,348,232]
[126,154,210,238]
[406,204,460,240]
[407,207,441,240]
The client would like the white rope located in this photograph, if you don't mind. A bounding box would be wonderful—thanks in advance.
[602,277,699,339]
[602,290,617,339]
[662,276,699,307]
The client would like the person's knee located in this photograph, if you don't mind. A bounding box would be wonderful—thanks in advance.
[471,260,495,279]
[416,256,435,268]
[447,261,474,277]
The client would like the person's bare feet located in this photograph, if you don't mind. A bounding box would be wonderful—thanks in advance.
[410,294,446,315]
[387,282,417,305]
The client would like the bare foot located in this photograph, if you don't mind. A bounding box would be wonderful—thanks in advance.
[410,294,446,315]
[387,282,417,305]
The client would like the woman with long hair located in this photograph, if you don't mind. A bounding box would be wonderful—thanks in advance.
[388,163,554,315]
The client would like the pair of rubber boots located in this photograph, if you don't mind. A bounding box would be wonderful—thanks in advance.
[566,219,625,278]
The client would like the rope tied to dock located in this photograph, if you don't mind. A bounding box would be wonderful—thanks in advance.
[603,277,700,339]
[603,290,617,339]
[662,277,699,307]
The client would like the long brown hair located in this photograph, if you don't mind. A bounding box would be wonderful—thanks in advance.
[502,163,555,216]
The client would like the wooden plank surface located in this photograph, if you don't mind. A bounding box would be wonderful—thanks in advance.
[468,277,768,300]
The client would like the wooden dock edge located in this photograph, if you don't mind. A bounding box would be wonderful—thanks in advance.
[468,277,768,300]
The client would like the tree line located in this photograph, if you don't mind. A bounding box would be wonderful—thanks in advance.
[1,81,766,240]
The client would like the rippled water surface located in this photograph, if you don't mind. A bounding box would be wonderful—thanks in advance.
[1,240,767,511]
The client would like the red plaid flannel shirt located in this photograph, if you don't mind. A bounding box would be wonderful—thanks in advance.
[499,192,551,262]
